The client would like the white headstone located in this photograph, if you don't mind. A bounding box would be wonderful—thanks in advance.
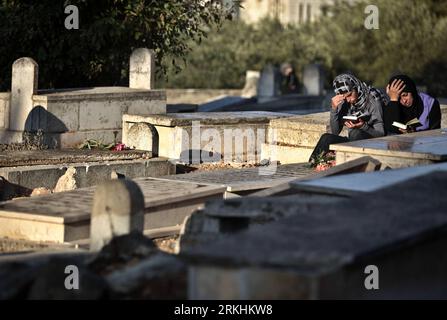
[257,65,280,103]
[10,58,38,131]
[90,179,145,252]
[242,70,260,98]
[303,64,324,96]
[129,48,155,90]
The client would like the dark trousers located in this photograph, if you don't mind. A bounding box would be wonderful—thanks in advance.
[309,129,374,162]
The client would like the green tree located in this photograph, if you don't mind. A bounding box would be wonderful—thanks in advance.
[311,0,447,95]
[163,19,311,89]
[0,0,234,90]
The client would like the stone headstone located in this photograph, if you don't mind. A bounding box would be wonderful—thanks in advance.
[126,122,157,153]
[90,179,145,252]
[241,70,260,98]
[10,58,38,132]
[129,48,155,90]
[257,65,280,103]
[303,64,324,96]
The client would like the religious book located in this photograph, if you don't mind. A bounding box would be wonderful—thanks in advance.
[343,112,370,122]
[392,118,422,130]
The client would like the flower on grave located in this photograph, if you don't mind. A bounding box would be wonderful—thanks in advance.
[310,151,336,171]
[111,143,128,151]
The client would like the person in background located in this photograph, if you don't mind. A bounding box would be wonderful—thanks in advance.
[309,73,386,163]
[384,75,441,134]
[280,63,299,94]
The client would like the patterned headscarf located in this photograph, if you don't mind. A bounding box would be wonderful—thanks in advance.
[333,73,385,112]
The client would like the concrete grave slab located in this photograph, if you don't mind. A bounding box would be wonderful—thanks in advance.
[331,129,447,168]
[291,162,447,196]
[122,112,291,163]
[0,178,225,243]
[158,163,314,195]
[0,157,175,190]
[185,172,447,299]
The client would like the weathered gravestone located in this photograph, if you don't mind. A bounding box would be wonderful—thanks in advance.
[257,65,280,103]
[303,64,324,96]
[129,48,155,90]
[10,58,38,132]
[242,70,261,98]
[90,179,145,251]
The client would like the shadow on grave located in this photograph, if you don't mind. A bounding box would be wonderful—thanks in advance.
[24,106,68,149]
[176,150,224,173]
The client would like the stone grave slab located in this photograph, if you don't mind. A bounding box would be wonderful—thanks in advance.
[0,149,152,168]
[0,178,225,243]
[157,163,314,194]
[251,156,381,197]
[331,129,447,168]
[290,162,447,196]
[185,172,447,299]
[122,111,291,163]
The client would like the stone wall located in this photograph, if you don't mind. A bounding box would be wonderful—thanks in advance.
[32,88,166,148]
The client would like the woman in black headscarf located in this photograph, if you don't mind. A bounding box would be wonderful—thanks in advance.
[384,75,441,134]
[309,73,386,163]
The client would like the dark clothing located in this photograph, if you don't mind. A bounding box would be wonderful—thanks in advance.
[330,97,385,138]
[281,73,299,94]
[384,98,441,134]
[309,73,386,163]
[309,130,374,161]
[384,75,441,135]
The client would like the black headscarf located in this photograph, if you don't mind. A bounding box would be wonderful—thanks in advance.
[388,75,423,123]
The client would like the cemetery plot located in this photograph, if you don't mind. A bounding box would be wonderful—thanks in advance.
[0,178,225,244]
[122,111,291,163]
[0,149,152,167]
[331,129,447,168]
[185,172,447,299]
[157,163,314,194]
[290,162,447,196]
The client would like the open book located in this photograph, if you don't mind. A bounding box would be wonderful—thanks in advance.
[392,118,422,130]
[343,112,370,122]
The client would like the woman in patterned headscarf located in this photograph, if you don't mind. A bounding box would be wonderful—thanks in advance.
[309,73,386,164]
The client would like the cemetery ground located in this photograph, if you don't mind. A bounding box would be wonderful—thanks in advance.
[1,50,447,299]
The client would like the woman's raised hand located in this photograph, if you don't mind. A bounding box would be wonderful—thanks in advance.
[386,79,405,102]
[331,94,345,110]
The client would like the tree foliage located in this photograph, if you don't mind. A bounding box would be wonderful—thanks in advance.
[162,19,311,89]
[164,0,447,96]
[0,0,234,90]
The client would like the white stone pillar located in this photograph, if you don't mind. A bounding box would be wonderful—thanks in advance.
[303,64,324,96]
[129,48,155,90]
[10,57,38,131]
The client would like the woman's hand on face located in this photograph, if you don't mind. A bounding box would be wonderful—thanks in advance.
[386,79,405,102]
[331,95,345,110]
[345,119,365,129]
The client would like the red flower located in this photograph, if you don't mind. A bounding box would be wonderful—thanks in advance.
[112,143,127,151]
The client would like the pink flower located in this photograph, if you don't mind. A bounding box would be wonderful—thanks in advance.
[112,143,127,151]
